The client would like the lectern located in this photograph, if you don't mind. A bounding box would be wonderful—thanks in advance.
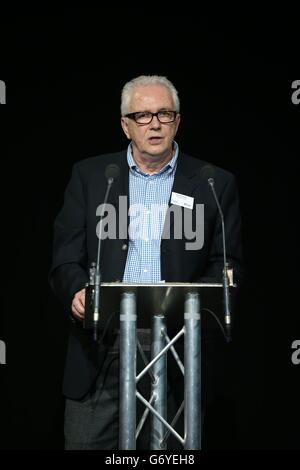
[86,282,230,450]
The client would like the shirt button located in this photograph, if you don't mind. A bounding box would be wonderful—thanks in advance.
[143,268,148,273]
[122,244,128,251]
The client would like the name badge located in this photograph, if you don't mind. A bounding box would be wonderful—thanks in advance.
[171,192,194,209]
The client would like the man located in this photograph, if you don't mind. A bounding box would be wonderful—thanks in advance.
[49,75,243,449]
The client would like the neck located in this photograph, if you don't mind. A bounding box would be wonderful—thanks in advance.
[132,147,174,175]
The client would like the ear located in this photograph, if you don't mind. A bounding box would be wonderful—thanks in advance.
[121,117,131,139]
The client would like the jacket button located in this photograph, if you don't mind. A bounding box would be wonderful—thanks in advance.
[122,243,128,251]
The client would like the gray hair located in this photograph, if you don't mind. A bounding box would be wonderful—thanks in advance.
[121,75,180,116]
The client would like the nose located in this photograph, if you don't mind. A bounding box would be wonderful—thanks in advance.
[150,115,161,129]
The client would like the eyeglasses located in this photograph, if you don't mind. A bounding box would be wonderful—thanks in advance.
[124,110,177,124]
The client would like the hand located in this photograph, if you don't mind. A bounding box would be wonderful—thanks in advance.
[71,288,85,321]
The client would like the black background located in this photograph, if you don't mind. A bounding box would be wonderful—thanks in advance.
[0,8,299,450]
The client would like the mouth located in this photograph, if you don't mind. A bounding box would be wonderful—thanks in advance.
[148,136,163,144]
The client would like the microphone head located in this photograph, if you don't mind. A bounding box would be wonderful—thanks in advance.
[105,164,120,181]
[198,164,215,182]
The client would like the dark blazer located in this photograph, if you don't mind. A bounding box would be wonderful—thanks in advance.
[49,150,243,399]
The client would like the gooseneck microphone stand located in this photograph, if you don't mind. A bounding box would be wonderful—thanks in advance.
[91,164,120,341]
[207,177,232,342]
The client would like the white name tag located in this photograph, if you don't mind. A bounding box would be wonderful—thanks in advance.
[171,192,194,209]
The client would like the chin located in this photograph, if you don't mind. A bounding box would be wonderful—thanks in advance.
[147,145,167,155]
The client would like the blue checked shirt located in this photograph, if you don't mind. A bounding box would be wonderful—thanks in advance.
[122,142,179,283]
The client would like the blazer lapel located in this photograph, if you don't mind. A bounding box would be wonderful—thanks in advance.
[163,151,201,236]
[109,151,129,204]
[109,151,129,240]
[171,151,200,195]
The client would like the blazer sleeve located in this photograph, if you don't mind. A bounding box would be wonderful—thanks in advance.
[203,173,243,284]
[49,163,89,311]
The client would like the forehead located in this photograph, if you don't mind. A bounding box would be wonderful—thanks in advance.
[130,85,174,111]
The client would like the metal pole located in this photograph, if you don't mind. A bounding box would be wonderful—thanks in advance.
[119,291,137,449]
[150,315,167,450]
[184,292,201,450]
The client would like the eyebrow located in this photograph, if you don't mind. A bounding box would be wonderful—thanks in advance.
[136,108,173,113]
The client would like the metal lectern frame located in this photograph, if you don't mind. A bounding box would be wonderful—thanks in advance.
[98,282,225,450]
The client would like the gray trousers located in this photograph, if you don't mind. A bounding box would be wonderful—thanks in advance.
[64,351,120,450]
[64,330,157,450]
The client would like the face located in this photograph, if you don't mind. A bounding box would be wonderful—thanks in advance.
[121,85,181,161]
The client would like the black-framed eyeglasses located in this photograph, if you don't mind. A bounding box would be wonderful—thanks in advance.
[124,110,177,124]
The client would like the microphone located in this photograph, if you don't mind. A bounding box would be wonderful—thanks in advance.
[200,165,232,342]
[92,163,120,340]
